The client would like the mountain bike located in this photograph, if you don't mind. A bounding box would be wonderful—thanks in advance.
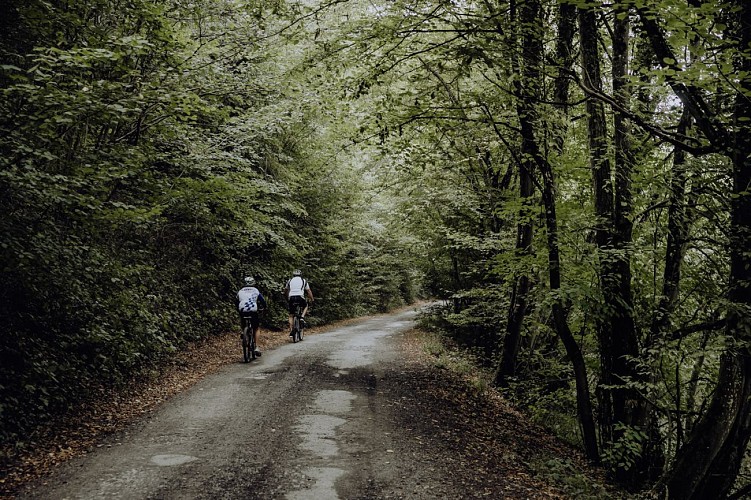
[241,315,257,362]
[290,303,305,343]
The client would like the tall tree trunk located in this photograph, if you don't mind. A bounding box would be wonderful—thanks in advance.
[493,0,601,460]
[578,4,617,448]
[611,11,663,486]
[495,0,534,385]
[580,10,659,482]
[551,1,576,153]
[544,0,599,462]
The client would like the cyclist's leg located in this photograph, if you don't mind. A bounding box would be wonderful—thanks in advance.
[287,299,295,332]
[251,314,261,355]
[299,299,309,328]
[290,297,304,334]
[242,318,251,344]
[296,296,306,318]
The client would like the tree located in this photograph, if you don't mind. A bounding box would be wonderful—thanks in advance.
[634,1,751,496]
[0,0,418,443]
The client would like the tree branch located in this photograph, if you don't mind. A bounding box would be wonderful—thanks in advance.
[566,67,717,156]
[635,8,729,151]
[669,319,726,341]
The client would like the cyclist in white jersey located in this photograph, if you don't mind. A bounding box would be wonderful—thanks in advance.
[237,276,267,356]
[284,269,314,335]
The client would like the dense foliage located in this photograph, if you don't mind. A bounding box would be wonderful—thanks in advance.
[4,0,751,498]
[314,0,751,497]
[0,0,418,444]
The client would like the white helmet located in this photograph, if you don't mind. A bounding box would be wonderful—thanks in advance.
[244,276,256,286]
[292,269,302,276]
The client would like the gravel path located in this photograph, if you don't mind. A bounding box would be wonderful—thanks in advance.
[10,306,615,499]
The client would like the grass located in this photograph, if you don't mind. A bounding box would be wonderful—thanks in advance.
[421,329,494,395]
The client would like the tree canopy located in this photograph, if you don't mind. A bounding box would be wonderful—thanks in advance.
[2,0,751,497]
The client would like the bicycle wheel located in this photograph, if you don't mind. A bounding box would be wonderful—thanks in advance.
[242,326,251,363]
[298,319,304,342]
[292,316,299,343]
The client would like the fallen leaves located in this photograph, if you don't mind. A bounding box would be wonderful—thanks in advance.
[0,324,327,498]
[395,327,617,499]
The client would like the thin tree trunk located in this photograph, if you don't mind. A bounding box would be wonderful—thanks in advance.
[495,0,601,460]
[495,0,534,385]
[451,251,461,314]
[539,122,599,462]
[578,4,616,448]
[649,0,701,344]
[650,109,693,340]
[611,11,663,486]
[546,0,600,462]
[649,107,698,457]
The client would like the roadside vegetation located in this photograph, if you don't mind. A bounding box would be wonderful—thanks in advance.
[0,0,417,449]
[3,1,751,498]
[407,324,616,499]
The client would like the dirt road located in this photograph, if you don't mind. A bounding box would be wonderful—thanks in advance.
[21,306,478,499]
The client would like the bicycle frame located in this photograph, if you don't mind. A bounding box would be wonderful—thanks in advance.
[291,304,304,343]
[241,316,256,362]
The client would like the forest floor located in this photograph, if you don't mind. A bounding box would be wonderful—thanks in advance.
[0,309,624,499]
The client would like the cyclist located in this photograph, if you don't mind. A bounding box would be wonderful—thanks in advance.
[284,269,314,336]
[237,276,267,357]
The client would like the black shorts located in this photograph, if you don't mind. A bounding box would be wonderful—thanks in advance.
[239,311,260,329]
[287,295,307,314]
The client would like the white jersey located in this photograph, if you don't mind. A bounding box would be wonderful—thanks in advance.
[286,277,309,297]
[238,286,261,312]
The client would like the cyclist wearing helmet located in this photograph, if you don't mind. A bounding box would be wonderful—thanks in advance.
[237,276,267,357]
[284,269,314,335]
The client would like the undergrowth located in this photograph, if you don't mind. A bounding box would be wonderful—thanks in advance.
[416,310,621,499]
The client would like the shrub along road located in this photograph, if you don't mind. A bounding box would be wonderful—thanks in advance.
[13,306,616,499]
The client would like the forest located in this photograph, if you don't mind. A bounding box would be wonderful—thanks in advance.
[1,0,750,498]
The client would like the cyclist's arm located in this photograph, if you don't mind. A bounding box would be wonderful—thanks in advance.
[306,288,314,302]
[258,294,268,310]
